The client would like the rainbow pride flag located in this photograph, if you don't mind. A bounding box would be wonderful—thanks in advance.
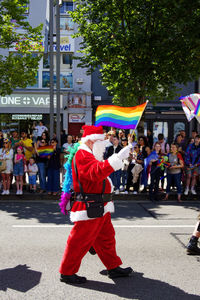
[37,145,54,158]
[194,98,200,117]
[95,102,148,129]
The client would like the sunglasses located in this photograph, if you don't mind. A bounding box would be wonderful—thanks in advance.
[4,142,8,144]
[134,146,138,149]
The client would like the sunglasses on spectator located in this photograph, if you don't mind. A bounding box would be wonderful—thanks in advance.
[134,146,138,149]
[4,142,8,144]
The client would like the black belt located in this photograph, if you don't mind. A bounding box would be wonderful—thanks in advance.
[75,193,113,202]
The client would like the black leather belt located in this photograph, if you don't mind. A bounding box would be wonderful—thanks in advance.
[75,193,113,202]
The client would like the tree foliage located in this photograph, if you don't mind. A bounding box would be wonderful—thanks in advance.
[0,0,43,95]
[72,0,200,105]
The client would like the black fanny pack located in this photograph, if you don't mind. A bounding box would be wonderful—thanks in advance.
[73,156,110,218]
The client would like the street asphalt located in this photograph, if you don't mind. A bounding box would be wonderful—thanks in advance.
[0,199,200,300]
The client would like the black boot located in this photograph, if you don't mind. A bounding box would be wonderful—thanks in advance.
[60,274,87,284]
[186,236,200,255]
[108,266,133,278]
[89,246,96,255]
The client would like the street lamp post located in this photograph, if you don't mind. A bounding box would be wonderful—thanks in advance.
[56,0,61,146]
[49,0,54,139]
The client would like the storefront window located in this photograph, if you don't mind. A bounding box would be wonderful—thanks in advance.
[174,122,185,140]
[60,1,73,14]
[153,122,168,143]
[60,17,74,31]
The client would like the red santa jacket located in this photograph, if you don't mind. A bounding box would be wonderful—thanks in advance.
[70,143,123,222]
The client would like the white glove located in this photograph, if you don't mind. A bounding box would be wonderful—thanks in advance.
[117,145,132,160]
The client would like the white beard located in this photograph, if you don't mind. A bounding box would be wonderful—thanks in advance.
[93,139,111,161]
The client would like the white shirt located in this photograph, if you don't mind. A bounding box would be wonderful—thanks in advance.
[62,143,73,152]
[35,125,48,137]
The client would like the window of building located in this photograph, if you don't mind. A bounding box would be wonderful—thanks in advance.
[174,122,185,140]
[60,72,73,88]
[43,54,50,69]
[62,54,72,68]
[42,71,73,89]
[60,1,73,14]
[42,71,56,88]
[153,122,168,143]
[26,72,39,88]
[60,17,74,31]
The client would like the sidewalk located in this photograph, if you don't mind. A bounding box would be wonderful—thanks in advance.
[0,188,199,202]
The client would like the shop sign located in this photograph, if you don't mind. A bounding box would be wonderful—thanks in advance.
[69,114,85,123]
[0,94,63,108]
[12,114,43,120]
[10,36,74,53]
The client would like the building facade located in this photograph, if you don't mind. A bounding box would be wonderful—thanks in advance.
[0,0,92,137]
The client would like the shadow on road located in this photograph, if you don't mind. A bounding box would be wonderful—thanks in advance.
[0,201,199,224]
[0,264,42,292]
[79,271,199,300]
[0,202,70,224]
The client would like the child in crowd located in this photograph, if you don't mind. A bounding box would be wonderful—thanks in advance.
[13,146,25,195]
[27,157,38,193]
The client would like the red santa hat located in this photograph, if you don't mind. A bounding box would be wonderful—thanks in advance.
[81,125,105,143]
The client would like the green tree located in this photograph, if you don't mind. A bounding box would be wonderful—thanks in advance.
[0,0,43,95]
[72,0,200,105]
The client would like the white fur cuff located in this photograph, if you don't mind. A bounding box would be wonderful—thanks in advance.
[108,154,123,171]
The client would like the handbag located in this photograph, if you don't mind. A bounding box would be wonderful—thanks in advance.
[73,156,105,218]
[0,159,6,172]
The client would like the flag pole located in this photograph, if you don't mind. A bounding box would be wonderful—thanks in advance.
[130,100,149,137]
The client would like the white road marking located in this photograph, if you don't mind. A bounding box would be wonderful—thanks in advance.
[12,224,195,228]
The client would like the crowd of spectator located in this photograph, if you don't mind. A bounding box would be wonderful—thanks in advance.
[0,123,200,201]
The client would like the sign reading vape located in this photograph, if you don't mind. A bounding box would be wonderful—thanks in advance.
[0,94,63,108]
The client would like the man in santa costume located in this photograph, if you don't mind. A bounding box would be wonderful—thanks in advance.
[59,125,133,284]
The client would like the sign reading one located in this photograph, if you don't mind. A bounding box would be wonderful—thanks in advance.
[0,94,63,108]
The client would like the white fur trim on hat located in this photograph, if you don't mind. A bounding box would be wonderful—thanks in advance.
[70,201,115,222]
[81,133,105,143]
[108,153,123,171]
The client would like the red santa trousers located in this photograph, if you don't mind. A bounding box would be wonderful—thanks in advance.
[59,212,122,275]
